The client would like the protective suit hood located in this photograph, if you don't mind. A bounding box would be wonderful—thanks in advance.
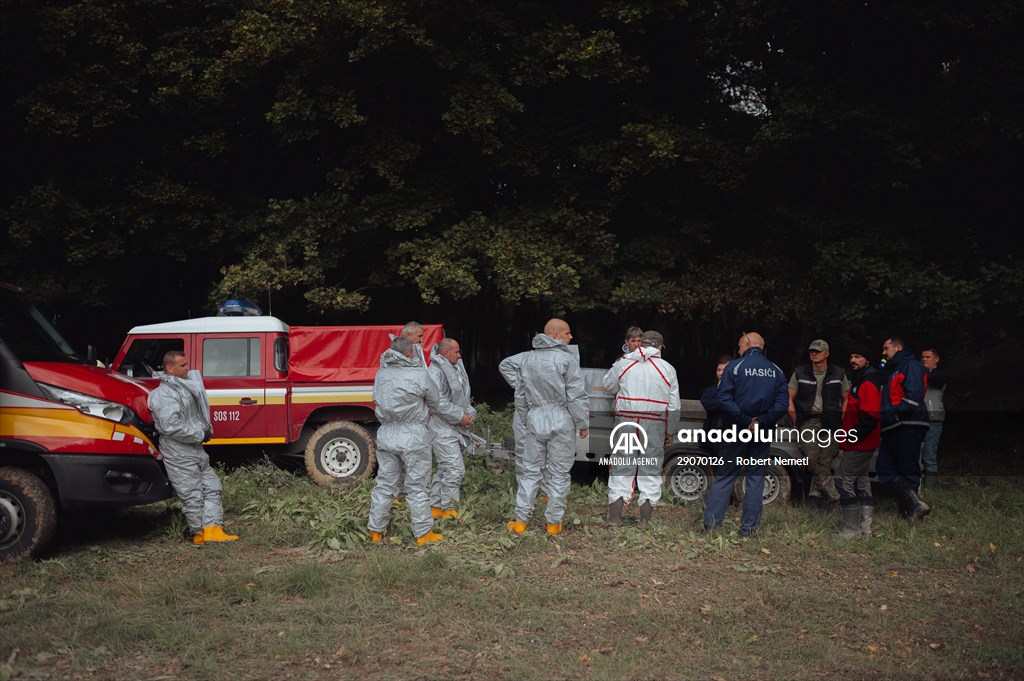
[622,346,663,363]
[531,333,571,351]
[154,369,206,395]
[380,348,421,369]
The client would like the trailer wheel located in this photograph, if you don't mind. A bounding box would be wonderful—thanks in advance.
[732,463,792,506]
[0,467,57,561]
[662,458,713,503]
[304,422,376,486]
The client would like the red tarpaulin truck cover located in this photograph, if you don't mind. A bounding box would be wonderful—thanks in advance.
[287,324,445,383]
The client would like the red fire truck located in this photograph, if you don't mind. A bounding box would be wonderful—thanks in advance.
[111,317,444,485]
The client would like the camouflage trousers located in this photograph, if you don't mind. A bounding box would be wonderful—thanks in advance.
[798,418,840,502]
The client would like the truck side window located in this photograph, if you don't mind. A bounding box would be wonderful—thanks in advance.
[203,338,261,377]
[273,337,288,373]
[118,338,184,377]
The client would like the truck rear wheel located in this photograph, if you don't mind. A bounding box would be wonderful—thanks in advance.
[304,422,376,486]
[732,463,792,506]
[0,467,57,561]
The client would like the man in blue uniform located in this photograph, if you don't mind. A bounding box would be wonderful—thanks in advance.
[702,332,789,537]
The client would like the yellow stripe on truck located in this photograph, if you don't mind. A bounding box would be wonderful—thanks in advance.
[207,396,261,406]
[207,437,288,445]
[1,406,115,440]
[291,393,372,404]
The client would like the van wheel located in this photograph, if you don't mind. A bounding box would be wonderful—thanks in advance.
[662,458,713,503]
[0,467,57,561]
[732,464,792,506]
[304,422,376,486]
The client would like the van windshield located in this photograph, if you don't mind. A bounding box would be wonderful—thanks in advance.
[0,286,84,363]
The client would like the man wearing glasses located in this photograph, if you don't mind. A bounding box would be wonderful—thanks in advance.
[787,339,850,512]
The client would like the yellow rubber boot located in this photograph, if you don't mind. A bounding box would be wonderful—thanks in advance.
[192,533,205,545]
[416,531,444,546]
[546,522,563,536]
[505,520,528,535]
[203,525,239,542]
[431,506,444,519]
[369,530,385,543]
[440,509,458,520]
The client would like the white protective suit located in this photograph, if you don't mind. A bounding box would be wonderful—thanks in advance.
[427,346,476,510]
[512,334,589,524]
[147,370,224,533]
[368,348,463,538]
[603,346,680,507]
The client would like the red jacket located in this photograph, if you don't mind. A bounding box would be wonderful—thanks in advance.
[840,367,885,451]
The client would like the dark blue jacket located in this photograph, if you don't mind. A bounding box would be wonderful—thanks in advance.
[717,347,790,429]
[880,348,929,431]
[700,383,729,433]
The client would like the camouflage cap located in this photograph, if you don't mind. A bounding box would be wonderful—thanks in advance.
[641,330,665,348]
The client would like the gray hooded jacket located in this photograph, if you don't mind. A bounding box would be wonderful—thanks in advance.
[428,346,476,448]
[514,334,589,436]
[148,369,213,445]
[374,348,463,453]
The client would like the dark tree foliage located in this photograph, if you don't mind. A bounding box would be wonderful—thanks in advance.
[2,0,1022,403]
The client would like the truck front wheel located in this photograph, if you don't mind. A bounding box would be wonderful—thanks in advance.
[0,467,57,561]
[304,422,376,486]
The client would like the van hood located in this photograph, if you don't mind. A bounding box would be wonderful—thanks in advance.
[22,361,154,421]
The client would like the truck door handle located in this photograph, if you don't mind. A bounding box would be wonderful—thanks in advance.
[239,398,257,406]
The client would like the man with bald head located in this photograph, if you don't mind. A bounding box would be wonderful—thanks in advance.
[505,318,589,536]
[703,332,789,537]
[427,337,475,519]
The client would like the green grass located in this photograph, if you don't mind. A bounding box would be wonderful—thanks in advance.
[1,453,1022,681]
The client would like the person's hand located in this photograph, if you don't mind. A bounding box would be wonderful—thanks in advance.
[747,418,758,432]
[203,427,214,442]
[460,414,474,427]
[580,428,589,438]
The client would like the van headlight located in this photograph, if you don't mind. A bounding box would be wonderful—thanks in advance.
[37,383,132,424]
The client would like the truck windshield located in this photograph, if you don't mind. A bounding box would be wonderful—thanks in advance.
[0,286,84,363]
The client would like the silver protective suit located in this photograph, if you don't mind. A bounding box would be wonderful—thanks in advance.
[381,335,425,498]
[368,348,463,537]
[498,351,530,489]
[511,334,589,524]
[427,346,476,510]
[147,370,223,533]
[603,346,680,507]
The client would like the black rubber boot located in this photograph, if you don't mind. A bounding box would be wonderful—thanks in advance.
[860,499,875,537]
[639,501,653,528]
[904,487,931,521]
[606,498,624,526]
[834,502,862,540]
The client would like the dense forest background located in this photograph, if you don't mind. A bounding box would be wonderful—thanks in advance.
[2,1,1022,412]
